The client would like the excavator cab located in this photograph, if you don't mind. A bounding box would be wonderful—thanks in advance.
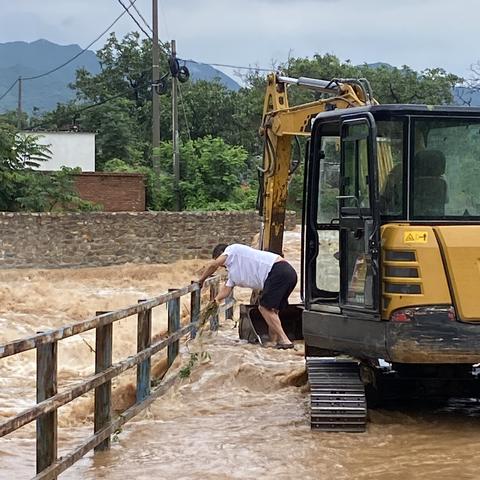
[303,105,480,356]
[302,105,480,430]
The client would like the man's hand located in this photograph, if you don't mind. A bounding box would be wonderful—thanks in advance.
[197,255,227,288]
[197,261,216,288]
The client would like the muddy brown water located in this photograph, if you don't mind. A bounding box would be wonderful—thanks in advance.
[1,231,480,479]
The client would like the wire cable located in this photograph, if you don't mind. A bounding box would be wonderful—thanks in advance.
[198,61,272,72]
[26,68,152,131]
[117,0,152,40]
[128,0,153,34]
[158,0,171,40]
[118,0,170,52]
[124,0,266,66]
[24,93,126,131]
[0,78,19,102]
[21,1,138,82]
[177,82,192,142]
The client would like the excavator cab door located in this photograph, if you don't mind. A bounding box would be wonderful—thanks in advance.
[338,113,380,316]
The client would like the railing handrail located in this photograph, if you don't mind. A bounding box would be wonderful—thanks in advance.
[0,276,218,359]
[33,372,179,480]
[0,273,232,479]
[0,321,194,437]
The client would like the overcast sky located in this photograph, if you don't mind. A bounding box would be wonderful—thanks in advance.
[1,0,478,80]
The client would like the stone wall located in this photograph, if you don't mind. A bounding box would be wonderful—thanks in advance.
[74,173,146,212]
[0,211,297,269]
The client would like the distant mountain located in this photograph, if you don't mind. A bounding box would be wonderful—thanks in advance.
[1,42,478,114]
[0,39,100,113]
[0,39,240,114]
[452,86,480,106]
[181,60,240,91]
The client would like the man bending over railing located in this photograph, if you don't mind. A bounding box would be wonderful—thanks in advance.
[198,243,297,349]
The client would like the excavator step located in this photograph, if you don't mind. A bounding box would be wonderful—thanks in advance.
[307,357,367,432]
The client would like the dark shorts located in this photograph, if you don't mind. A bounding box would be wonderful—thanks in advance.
[259,261,298,311]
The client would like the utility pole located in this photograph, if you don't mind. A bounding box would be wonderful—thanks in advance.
[17,76,22,130]
[151,0,161,174]
[171,39,181,211]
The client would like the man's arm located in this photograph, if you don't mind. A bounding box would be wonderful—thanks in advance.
[198,254,227,287]
[215,284,233,303]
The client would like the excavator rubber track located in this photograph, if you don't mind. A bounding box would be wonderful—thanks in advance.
[307,357,367,432]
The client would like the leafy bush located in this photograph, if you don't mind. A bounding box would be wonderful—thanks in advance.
[15,167,101,212]
[0,123,99,212]
[104,136,257,211]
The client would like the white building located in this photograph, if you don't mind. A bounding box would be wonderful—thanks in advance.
[22,131,95,172]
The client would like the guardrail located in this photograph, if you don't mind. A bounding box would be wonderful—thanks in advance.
[0,275,233,480]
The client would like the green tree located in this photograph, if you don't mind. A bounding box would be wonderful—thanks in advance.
[30,38,465,213]
[105,136,254,211]
[279,54,461,106]
[0,122,20,210]
[73,32,155,105]
[16,167,99,212]
[0,122,97,212]
[176,79,237,142]
[78,98,148,169]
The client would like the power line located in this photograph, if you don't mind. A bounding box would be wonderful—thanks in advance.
[128,0,153,34]
[200,61,272,72]
[24,56,272,130]
[0,79,18,102]
[178,82,191,142]
[158,0,171,40]
[117,2,266,72]
[0,1,139,111]
[117,0,152,40]
[24,91,127,132]
[26,69,153,131]
[21,1,138,82]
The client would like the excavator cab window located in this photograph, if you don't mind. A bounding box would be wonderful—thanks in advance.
[377,120,406,218]
[411,117,480,219]
[303,121,341,305]
[340,122,371,212]
[316,134,341,295]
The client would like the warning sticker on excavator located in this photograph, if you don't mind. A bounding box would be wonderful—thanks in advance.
[403,231,428,243]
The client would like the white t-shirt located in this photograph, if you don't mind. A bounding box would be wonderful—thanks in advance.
[223,244,279,290]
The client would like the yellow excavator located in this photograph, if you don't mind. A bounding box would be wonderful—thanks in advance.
[240,72,480,432]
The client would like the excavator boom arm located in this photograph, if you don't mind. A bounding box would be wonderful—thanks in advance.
[259,73,372,254]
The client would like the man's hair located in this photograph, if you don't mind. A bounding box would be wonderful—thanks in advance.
[212,243,228,259]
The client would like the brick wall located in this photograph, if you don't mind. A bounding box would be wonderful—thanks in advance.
[74,173,146,212]
[0,211,297,269]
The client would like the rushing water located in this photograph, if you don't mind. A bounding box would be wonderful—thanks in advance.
[1,231,480,479]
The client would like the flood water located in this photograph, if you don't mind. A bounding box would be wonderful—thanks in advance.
[1,230,480,479]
